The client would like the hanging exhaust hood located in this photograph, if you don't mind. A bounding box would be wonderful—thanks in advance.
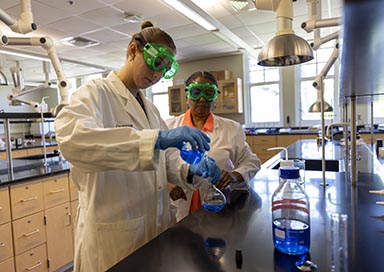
[340,0,384,99]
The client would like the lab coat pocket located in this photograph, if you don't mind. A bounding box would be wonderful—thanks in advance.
[96,216,145,270]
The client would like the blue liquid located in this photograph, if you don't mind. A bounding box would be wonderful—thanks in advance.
[273,219,310,255]
[180,148,204,165]
[203,202,225,212]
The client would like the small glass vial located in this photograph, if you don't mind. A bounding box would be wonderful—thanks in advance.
[272,166,310,255]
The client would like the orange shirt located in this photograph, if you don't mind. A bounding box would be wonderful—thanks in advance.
[182,109,214,132]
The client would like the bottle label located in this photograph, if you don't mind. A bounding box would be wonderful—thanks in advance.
[272,199,309,214]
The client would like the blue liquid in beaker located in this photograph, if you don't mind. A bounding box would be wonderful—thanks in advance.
[180,144,204,165]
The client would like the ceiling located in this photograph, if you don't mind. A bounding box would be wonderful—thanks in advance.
[0,0,343,84]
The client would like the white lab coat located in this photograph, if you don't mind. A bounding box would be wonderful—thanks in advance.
[55,71,191,272]
[166,113,261,222]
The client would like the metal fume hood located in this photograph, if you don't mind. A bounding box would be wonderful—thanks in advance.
[340,0,384,98]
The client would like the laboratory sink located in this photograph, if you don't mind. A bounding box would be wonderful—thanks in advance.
[271,159,344,172]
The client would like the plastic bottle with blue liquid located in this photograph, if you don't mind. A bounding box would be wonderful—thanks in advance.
[272,166,310,255]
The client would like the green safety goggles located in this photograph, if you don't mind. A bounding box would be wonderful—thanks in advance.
[143,42,179,79]
[185,82,219,102]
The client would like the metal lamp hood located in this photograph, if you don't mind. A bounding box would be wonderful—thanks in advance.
[256,0,313,66]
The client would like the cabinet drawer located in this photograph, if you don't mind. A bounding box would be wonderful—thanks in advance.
[253,135,276,145]
[0,223,13,262]
[0,257,15,272]
[10,181,44,220]
[69,176,78,201]
[26,148,44,156]
[15,243,47,272]
[42,174,70,209]
[13,212,46,255]
[276,135,301,147]
[0,187,11,224]
[12,149,28,158]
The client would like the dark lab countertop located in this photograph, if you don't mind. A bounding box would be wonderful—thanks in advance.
[109,140,384,272]
[0,156,70,186]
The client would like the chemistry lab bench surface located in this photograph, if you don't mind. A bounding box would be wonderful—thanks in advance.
[0,153,70,186]
[108,139,384,272]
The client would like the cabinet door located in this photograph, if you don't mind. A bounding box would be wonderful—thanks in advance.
[216,78,243,114]
[168,84,187,116]
[15,243,47,272]
[0,223,13,262]
[10,181,44,220]
[45,203,73,272]
[42,174,70,210]
[0,187,11,224]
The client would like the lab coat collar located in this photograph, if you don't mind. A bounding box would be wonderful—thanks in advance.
[107,71,150,128]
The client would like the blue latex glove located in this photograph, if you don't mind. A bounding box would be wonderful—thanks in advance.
[190,156,221,184]
[155,126,210,153]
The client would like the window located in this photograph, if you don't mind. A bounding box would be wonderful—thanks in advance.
[147,78,173,120]
[299,46,338,124]
[374,96,384,123]
[248,55,281,125]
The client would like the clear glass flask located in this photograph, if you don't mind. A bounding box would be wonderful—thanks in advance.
[180,142,204,165]
[203,183,226,212]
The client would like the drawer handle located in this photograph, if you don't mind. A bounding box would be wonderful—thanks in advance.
[20,196,38,203]
[26,261,42,271]
[23,229,40,237]
[49,188,65,194]
[0,242,5,247]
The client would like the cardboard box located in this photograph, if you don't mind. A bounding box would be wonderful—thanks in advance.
[209,70,232,80]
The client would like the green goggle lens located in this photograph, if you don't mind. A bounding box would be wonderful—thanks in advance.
[186,82,219,102]
[143,42,179,79]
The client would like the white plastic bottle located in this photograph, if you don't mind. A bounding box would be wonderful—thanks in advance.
[272,166,310,255]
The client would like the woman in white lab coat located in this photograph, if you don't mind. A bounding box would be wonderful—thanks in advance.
[167,71,261,222]
[55,22,220,272]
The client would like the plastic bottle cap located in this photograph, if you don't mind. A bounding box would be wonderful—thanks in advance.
[280,166,300,179]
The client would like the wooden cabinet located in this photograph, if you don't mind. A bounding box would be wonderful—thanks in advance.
[0,257,15,272]
[0,223,13,263]
[215,78,243,114]
[10,181,44,221]
[12,212,46,255]
[246,135,277,163]
[0,187,11,224]
[276,135,301,147]
[168,84,187,116]
[15,243,48,272]
[359,133,384,144]
[45,203,73,271]
[1,172,73,272]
